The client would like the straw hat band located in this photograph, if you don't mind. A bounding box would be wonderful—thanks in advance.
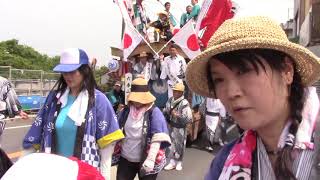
[210,20,288,47]
[131,85,149,92]
[127,77,156,104]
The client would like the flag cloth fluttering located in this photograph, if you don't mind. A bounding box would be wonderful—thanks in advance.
[115,0,143,61]
[122,22,143,61]
[171,20,201,60]
[194,0,213,33]
[199,0,234,47]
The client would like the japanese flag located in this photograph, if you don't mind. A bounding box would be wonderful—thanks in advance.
[122,22,143,61]
[195,0,213,33]
[171,21,201,60]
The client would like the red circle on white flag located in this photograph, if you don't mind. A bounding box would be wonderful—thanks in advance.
[187,34,200,51]
[123,33,132,49]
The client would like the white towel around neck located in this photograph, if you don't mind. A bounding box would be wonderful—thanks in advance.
[57,88,89,126]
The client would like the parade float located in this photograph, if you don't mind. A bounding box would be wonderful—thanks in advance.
[108,0,236,142]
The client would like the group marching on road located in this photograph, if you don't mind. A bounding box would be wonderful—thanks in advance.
[0,1,320,179]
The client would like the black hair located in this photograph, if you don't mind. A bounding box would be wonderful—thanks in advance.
[207,49,305,179]
[0,148,12,178]
[164,2,170,7]
[52,64,98,107]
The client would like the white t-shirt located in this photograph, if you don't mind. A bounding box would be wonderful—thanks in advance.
[205,98,226,132]
[121,115,144,162]
[206,98,226,117]
[160,55,186,86]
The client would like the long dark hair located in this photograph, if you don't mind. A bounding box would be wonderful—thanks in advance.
[52,64,98,106]
[207,49,305,179]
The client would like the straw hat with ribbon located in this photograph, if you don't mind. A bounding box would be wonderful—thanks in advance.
[157,11,169,18]
[172,83,185,92]
[127,77,156,104]
[186,16,320,98]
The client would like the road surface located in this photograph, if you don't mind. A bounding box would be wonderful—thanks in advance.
[2,117,319,179]
[1,117,216,180]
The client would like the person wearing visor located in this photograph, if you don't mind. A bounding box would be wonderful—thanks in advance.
[186,16,320,179]
[114,77,171,180]
[22,48,124,179]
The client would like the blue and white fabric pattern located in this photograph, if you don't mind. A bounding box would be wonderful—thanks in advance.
[23,89,124,168]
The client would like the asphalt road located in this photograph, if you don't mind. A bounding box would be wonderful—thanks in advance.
[1,117,216,180]
[2,118,319,180]
[1,117,35,160]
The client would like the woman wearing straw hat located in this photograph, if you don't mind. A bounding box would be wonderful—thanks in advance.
[186,16,320,179]
[115,77,171,180]
[22,48,124,180]
[163,82,192,171]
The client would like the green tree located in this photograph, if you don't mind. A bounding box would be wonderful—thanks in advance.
[0,39,59,71]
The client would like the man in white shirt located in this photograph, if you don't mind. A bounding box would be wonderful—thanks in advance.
[160,44,187,98]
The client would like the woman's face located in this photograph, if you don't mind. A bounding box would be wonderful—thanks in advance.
[209,56,293,131]
[62,70,84,90]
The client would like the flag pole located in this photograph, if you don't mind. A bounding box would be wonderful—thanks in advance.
[156,38,173,55]
[156,19,193,54]
[127,22,159,56]
[116,0,159,57]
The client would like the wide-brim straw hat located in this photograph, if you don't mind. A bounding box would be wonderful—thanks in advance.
[186,16,320,98]
[127,77,156,104]
[172,83,185,92]
[157,11,169,18]
[138,51,148,58]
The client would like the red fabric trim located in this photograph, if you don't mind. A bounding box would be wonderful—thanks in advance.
[69,157,105,180]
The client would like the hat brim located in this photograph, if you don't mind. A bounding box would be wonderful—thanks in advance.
[138,55,148,58]
[127,92,156,104]
[172,88,184,92]
[158,13,169,17]
[53,64,82,73]
[186,37,320,98]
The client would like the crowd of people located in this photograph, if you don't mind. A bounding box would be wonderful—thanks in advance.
[136,0,201,42]
[0,15,320,180]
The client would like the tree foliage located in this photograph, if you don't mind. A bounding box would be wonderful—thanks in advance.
[0,39,110,91]
[0,39,60,71]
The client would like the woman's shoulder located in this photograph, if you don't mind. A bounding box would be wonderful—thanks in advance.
[179,99,190,107]
[151,106,161,114]
[94,89,112,105]
[46,90,59,102]
[205,139,238,180]
[150,106,165,118]
[94,89,108,100]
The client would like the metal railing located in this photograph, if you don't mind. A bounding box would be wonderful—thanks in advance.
[0,66,60,96]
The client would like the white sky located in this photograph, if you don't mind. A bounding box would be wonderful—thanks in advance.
[0,0,293,67]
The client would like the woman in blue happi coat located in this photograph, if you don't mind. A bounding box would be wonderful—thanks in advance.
[114,77,171,180]
[22,48,124,179]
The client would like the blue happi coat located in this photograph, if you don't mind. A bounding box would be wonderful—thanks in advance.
[23,89,124,168]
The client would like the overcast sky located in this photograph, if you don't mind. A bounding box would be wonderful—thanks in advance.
[0,0,293,67]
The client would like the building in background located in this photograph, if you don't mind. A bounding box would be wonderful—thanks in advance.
[281,19,295,39]
[291,0,320,95]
